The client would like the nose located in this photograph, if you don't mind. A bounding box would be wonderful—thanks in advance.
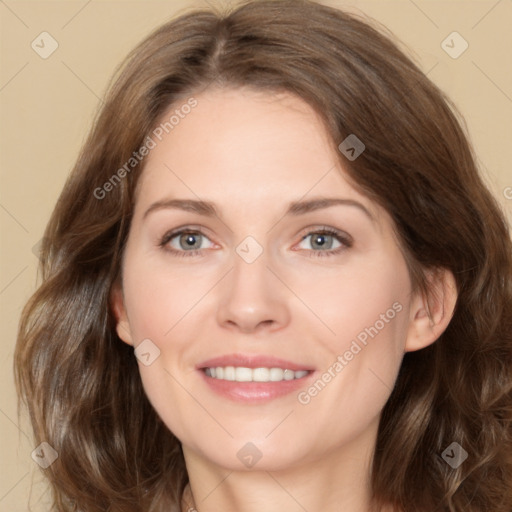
[215,248,290,334]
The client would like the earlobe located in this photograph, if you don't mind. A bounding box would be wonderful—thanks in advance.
[404,268,458,353]
[110,280,133,346]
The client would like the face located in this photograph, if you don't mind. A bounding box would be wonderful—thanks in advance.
[112,86,429,472]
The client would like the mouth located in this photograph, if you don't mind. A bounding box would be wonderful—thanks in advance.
[202,366,310,382]
[196,354,315,402]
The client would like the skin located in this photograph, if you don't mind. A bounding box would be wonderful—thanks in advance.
[111,87,457,512]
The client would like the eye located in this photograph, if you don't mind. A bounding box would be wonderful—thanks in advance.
[159,228,215,257]
[296,227,352,258]
[158,226,353,259]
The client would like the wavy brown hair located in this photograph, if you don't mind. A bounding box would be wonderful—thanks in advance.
[14,1,512,511]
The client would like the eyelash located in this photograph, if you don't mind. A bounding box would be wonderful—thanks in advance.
[158,226,353,259]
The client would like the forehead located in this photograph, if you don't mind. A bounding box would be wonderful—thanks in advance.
[134,87,376,219]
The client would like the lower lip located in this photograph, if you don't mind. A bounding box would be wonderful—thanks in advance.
[198,370,315,403]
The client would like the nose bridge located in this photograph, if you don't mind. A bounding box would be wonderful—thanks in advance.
[229,239,274,304]
[232,241,269,288]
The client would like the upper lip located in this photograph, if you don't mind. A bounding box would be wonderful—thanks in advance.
[197,354,315,372]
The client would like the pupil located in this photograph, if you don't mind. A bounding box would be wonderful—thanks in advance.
[315,235,326,246]
[183,234,198,248]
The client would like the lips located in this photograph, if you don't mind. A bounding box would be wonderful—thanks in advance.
[196,353,316,402]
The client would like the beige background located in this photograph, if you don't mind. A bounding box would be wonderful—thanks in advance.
[1,0,511,510]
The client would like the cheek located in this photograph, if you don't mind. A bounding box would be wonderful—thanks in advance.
[120,253,204,438]
[304,251,411,353]
[122,250,213,342]
[295,319,408,455]
[295,253,410,422]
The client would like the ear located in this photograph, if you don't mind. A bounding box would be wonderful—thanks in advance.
[110,279,134,346]
[404,268,458,352]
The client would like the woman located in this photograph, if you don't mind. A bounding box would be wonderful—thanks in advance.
[14,1,512,511]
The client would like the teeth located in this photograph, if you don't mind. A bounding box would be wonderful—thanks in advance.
[253,368,269,381]
[235,367,252,382]
[204,366,309,382]
[224,366,235,380]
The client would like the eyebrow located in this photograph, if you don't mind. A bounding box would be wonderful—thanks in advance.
[142,197,374,221]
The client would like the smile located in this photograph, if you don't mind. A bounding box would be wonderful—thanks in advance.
[203,366,310,382]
